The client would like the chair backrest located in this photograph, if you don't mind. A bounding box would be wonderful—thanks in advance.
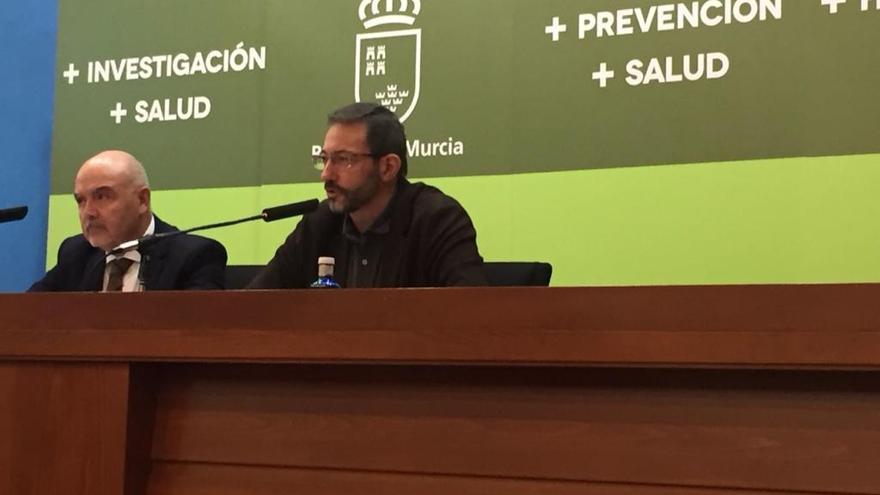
[226,262,553,289]
[225,265,263,290]
[484,261,552,287]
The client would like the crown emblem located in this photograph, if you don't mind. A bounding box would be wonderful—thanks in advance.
[359,0,421,29]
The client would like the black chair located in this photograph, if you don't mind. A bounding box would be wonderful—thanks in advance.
[225,265,263,290]
[484,261,552,287]
[225,262,553,289]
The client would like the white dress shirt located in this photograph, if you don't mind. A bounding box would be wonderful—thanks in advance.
[102,216,155,292]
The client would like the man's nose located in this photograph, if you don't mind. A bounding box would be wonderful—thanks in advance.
[81,200,97,218]
[320,163,334,182]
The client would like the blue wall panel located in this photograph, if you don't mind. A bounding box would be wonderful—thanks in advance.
[0,1,57,291]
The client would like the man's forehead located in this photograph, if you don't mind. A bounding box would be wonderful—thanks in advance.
[73,183,115,197]
[75,161,125,184]
[325,122,367,144]
[75,170,124,194]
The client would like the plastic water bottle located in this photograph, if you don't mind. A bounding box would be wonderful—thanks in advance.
[310,256,341,288]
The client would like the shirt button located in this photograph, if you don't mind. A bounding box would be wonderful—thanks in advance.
[362,258,368,266]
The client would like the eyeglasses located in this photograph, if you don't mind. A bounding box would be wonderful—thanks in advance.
[312,151,377,171]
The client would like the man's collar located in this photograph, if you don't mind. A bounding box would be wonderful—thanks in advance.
[343,186,396,241]
[105,214,155,262]
[144,214,156,237]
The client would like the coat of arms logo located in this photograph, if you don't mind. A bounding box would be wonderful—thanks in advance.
[355,0,422,123]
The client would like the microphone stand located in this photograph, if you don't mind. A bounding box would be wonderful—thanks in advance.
[134,215,265,289]
[168,214,264,236]
[100,198,319,290]
[108,198,319,257]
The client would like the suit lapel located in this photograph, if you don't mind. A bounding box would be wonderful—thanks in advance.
[377,228,405,286]
[139,244,168,290]
[139,215,177,290]
[80,249,106,291]
[333,240,351,286]
[376,181,414,286]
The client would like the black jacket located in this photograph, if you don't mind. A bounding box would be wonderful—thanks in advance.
[28,216,227,291]
[248,180,486,288]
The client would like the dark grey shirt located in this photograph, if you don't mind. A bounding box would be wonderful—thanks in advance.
[247,180,487,289]
[341,201,393,288]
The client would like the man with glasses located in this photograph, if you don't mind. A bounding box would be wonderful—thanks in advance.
[248,102,486,288]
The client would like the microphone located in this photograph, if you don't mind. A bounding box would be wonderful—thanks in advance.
[109,198,319,256]
[262,199,321,222]
[0,206,28,224]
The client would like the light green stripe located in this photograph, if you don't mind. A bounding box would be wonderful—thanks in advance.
[47,154,880,286]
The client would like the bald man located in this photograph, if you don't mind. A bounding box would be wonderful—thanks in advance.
[29,150,227,291]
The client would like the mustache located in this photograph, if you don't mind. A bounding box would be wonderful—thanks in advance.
[324,181,350,195]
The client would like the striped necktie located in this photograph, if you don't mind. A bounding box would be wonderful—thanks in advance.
[106,258,134,292]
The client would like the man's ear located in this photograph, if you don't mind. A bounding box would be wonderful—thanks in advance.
[379,154,402,183]
[138,187,151,213]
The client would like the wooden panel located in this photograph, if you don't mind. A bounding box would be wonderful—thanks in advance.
[3,288,880,494]
[0,362,130,495]
[147,461,835,495]
[150,364,880,494]
[2,285,880,367]
[124,365,161,495]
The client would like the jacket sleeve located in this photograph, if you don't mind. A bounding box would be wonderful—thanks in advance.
[423,197,488,287]
[178,237,228,290]
[247,220,309,289]
[27,238,73,292]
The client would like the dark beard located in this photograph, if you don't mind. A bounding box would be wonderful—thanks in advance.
[325,169,381,214]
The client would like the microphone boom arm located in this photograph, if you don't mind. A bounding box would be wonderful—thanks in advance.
[108,199,319,256]
[174,213,265,236]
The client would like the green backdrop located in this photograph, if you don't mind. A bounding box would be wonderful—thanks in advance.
[48,0,880,285]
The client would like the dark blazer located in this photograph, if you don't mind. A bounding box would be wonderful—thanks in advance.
[248,180,487,289]
[28,216,227,292]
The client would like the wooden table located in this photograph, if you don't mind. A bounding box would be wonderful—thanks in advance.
[2,285,880,495]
